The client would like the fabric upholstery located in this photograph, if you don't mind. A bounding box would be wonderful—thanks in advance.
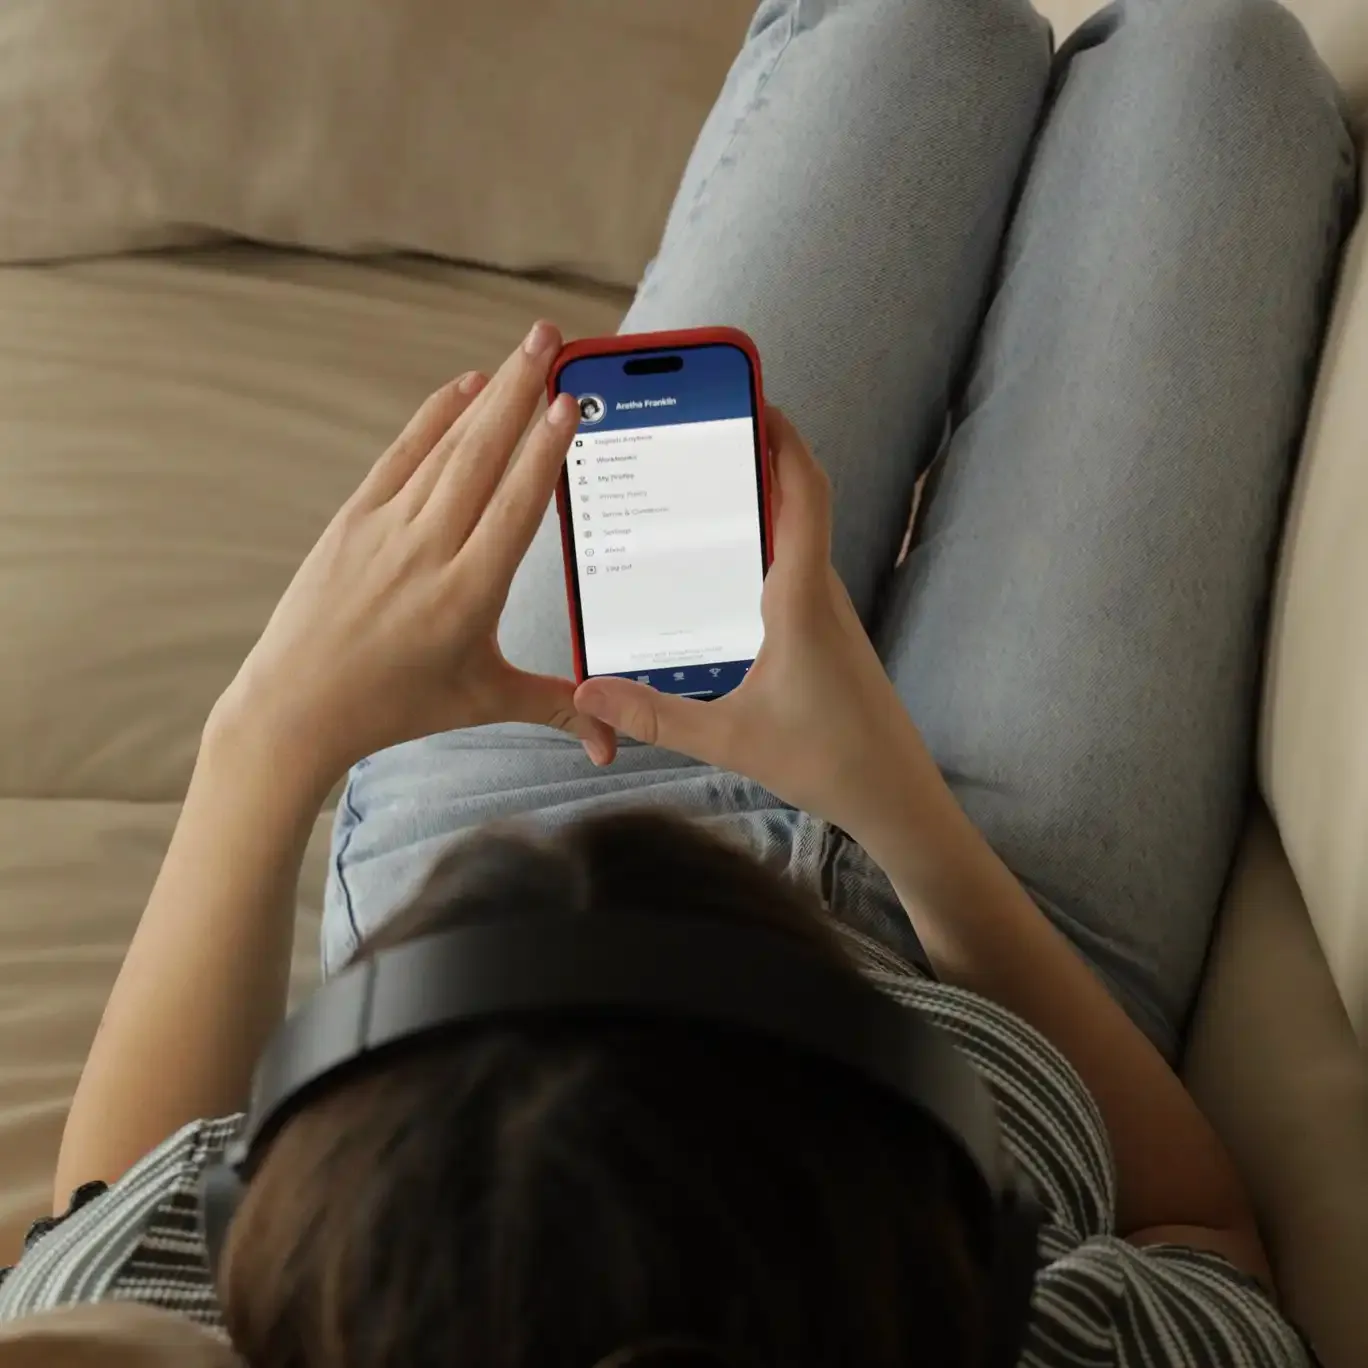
[0,0,753,288]
[1184,806,1368,1368]
[1259,175,1368,1037]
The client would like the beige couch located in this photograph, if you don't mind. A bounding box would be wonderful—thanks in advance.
[0,0,1364,1364]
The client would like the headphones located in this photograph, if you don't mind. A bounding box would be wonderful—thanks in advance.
[201,914,1042,1367]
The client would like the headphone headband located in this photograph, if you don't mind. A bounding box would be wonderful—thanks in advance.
[204,913,1041,1368]
[238,915,1004,1188]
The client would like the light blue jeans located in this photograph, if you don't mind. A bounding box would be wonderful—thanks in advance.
[324,0,1357,1061]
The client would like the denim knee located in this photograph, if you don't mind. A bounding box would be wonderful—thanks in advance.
[1062,0,1353,175]
[750,0,1050,60]
[1126,0,1341,99]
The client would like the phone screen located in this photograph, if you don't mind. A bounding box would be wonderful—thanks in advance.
[554,340,767,699]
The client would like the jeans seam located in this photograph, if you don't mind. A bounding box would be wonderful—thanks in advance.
[670,7,798,240]
[330,775,365,969]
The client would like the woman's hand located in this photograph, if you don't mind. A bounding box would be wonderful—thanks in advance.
[214,320,615,792]
[575,408,933,838]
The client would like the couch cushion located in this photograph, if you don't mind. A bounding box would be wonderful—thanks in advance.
[1184,805,1368,1368]
[1259,154,1368,1037]
[0,0,753,288]
[0,797,332,1263]
[0,250,626,803]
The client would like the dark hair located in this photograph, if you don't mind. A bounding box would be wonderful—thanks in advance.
[219,811,987,1368]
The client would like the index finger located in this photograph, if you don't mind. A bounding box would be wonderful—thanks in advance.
[458,390,580,590]
[407,320,564,534]
[350,371,486,510]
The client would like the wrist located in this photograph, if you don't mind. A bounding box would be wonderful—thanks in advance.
[833,716,949,849]
[201,692,341,814]
[838,724,993,900]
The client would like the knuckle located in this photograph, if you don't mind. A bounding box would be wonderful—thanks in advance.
[395,520,442,568]
[335,491,368,526]
[624,699,660,746]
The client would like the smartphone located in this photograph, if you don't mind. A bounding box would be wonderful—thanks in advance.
[549,326,772,701]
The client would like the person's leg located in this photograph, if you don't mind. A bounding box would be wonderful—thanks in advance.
[505,0,1052,653]
[875,0,1358,1058]
[321,0,1055,973]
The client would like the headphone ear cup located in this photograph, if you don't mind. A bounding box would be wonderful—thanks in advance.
[198,1162,248,1280]
[982,1184,1044,1368]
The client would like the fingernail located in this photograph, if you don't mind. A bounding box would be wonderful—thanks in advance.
[569,717,605,766]
[523,320,558,358]
[458,371,486,394]
[547,392,578,427]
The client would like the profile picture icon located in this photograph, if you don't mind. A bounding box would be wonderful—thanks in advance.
[577,393,607,425]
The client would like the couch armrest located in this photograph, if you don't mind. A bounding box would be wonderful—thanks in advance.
[1183,802,1368,1368]
[1259,153,1368,1037]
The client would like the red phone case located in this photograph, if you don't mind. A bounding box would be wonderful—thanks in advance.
[547,325,773,685]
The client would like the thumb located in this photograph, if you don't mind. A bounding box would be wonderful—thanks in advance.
[765,406,832,575]
[495,665,618,766]
[575,677,716,760]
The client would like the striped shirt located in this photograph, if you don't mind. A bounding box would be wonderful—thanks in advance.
[0,926,1317,1366]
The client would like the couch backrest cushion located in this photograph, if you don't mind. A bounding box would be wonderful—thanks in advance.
[1259,161,1368,1040]
[0,0,754,288]
[1249,0,1368,1047]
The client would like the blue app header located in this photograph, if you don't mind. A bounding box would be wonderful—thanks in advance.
[556,342,756,434]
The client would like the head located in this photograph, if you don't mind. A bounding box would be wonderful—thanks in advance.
[218,811,989,1368]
